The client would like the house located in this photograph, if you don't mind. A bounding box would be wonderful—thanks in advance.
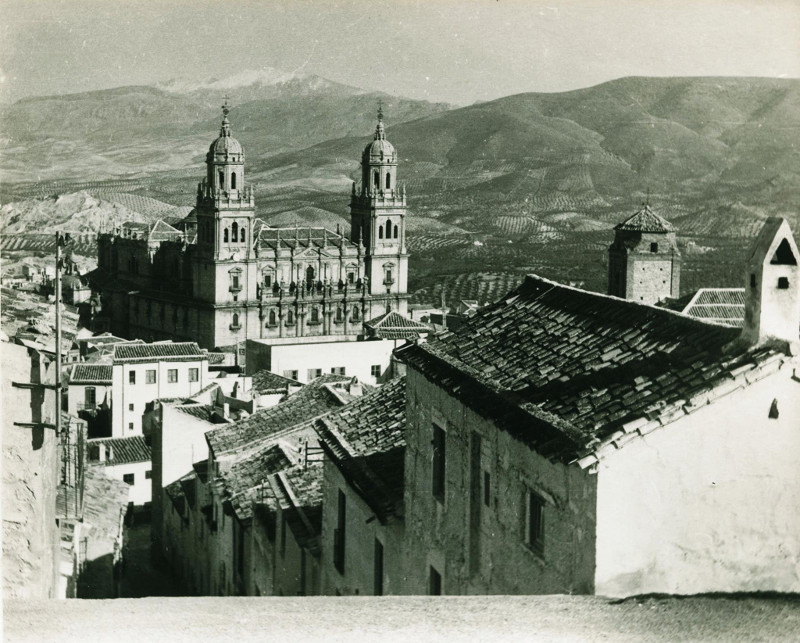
[68,363,113,436]
[157,374,363,596]
[87,435,153,506]
[315,377,407,596]
[394,218,800,597]
[110,341,210,436]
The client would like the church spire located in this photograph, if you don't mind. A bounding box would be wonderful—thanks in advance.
[220,96,232,137]
[374,100,386,140]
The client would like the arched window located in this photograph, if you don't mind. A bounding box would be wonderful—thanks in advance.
[373,171,379,189]
[287,309,295,325]
[240,227,245,243]
[386,173,391,189]
[385,219,392,239]
[232,313,239,327]
[352,306,360,321]
[219,170,224,188]
[310,306,320,323]
[393,224,399,239]
[335,307,344,322]
[231,222,238,243]
[379,226,384,239]
[231,172,237,190]
[268,310,277,326]
[223,228,229,243]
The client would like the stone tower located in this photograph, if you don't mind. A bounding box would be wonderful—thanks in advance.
[192,101,259,347]
[742,217,800,347]
[349,106,409,315]
[608,204,680,305]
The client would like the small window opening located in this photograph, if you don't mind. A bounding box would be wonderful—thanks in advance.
[650,242,658,253]
[771,239,798,266]
[223,228,229,243]
[218,170,224,188]
[241,228,245,243]
[379,227,384,239]
[778,276,789,289]
[385,219,392,239]
[373,171,379,189]
[769,398,779,419]
[231,172,237,190]
[393,225,399,239]
[750,273,757,288]
[385,173,391,190]
[232,222,238,242]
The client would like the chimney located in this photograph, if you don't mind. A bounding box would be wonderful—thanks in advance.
[742,218,800,350]
[98,443,106,463]
[348,377,363,398]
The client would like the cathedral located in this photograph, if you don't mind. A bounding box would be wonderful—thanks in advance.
[90,104,410,350]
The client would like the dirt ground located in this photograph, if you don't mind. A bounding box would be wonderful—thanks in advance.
[4,594,799,642]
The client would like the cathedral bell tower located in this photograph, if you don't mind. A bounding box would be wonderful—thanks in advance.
[192,101,258,347]
[350,106,409,314]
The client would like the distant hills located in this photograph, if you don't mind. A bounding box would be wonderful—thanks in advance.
[2,74,799,300]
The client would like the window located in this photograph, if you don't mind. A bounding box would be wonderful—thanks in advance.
[484,471,491,508]
[393,225,399,239]
[264,274,272,288]
[374,539,384,596]
[385,173,391,190]
[778,276,790,289]
[123,474,135,485]
[384,267,394,285]
[373,171,379,189]
[331,367,346,375]
[231,273,240,290]
[335,307,344,323]
[128,370,136,385]
[283,370,298,381]
[84,387,96,409]
[232,313,240,329]
[334,490,346,574]
[650,242,659,253]
[218,170,224,188]
[347,272,355,284]
[432,424,446,503]
[750,273,757,288]
[232,222,238,243]
[429,566,442,596]
[224,228,229,243]
[145,470,152,480]
[231,172,237,190]
[189,368,199,383]
[128,422,134,431]
[525,491,545,555]
[146,369,156,384]
[167,369,178,383]
[352,306,360,321]
[128,403,134,412]
[379,226,384,239]
[771,238,798,265]
[307,368,323,380]
[280,513,287,558]
[371,364,381,379]
[310,306,320,323]
[385,219,392,239]
[287,309,294,325]
[268,310,277,326]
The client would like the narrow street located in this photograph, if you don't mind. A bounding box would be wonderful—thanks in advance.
[120,515,180,598]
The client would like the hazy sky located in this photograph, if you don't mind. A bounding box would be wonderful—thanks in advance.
[1,0,798,105]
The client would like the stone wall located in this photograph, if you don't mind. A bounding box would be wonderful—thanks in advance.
[402,367,597,595]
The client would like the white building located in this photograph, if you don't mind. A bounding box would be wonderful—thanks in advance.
[87,436,152,506]
[110,342,210,437]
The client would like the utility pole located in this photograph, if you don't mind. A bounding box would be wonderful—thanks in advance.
[55,232,65,439]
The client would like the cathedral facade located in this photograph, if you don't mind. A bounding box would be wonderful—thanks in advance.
[90,105,410,350]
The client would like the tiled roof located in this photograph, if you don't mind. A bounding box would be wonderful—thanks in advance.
[258,226,358,252]
[148,219,183,242]
[113,341,205,362]
[315,378,406,522]
[206,374,352,456]
[273,463,324,554]
[682,288,745,327]
[365,311,431,340]
[396,275,791,467]
[219,443,293,521]
[89,435,151,465]
[70,363,112,384]
[251,369,301,394]
[615,205,674,233]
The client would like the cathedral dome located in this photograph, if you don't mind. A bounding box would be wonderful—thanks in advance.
[362,113,396,162]
[208,103,244,158]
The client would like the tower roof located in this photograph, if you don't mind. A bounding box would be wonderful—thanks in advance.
[363,104,396,162]
[209,100,243,157]
[615,205,674,233]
